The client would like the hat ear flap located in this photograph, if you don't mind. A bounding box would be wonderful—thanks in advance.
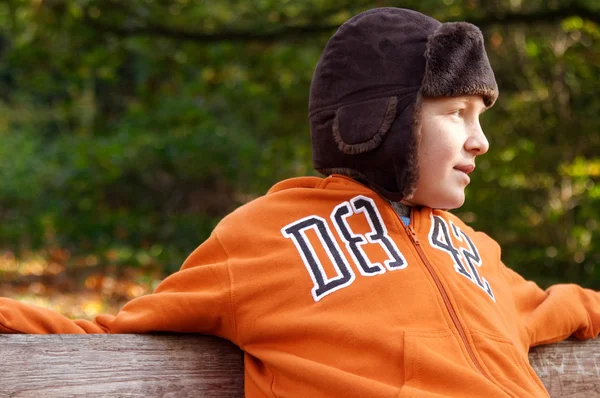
[422,22,498,107]
[333,96,397,155]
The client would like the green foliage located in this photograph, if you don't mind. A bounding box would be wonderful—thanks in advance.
[0,0,599,285]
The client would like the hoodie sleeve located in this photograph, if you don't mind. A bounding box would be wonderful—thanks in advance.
[0,231,238,343]
[501,263,600,347]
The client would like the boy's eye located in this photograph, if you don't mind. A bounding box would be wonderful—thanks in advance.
[451,109,463,117]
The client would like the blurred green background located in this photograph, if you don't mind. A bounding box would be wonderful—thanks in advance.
[0,0,598,316]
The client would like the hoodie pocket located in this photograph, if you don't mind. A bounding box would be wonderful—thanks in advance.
[400,330,497,397]
[470,330,548,397]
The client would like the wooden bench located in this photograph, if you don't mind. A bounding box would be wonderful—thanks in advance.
[1,335,598,397]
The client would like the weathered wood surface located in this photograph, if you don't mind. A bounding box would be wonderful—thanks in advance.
[529,339,600,397]
[0,335,599,397]
[0,334,244,397]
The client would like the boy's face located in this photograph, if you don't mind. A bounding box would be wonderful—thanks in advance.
[403,95,489,210]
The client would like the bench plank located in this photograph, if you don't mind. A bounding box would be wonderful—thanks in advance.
[529,339,600,397]
[0,334,244,397]
[1,335,599,397]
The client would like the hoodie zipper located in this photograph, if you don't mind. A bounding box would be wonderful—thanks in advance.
[402,211,489,379]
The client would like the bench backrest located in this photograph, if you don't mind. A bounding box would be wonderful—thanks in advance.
[1,334,597,397]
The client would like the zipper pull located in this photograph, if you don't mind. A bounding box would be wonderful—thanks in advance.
[407,225,420,245]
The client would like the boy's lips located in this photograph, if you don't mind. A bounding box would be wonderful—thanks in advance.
[454,164,475,174]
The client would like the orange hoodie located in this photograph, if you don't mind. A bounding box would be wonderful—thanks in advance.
[1,175,599,397]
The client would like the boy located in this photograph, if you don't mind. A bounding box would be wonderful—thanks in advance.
[1,7,598,397]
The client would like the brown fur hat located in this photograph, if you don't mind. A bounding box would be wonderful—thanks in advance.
[308,8,498,201]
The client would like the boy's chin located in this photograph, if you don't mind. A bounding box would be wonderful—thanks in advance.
[405,189,466,210]
[430,193,466,210]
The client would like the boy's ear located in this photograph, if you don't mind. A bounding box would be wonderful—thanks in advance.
[332,96,397,155]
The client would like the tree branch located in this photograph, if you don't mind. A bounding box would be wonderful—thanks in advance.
[83,6,600,43]
[465,5,600,27]
[84,18,339,43]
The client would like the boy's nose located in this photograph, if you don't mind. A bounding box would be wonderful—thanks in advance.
[465,122,490,155]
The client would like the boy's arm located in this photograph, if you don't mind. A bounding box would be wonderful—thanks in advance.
[0,232,238,342]
[501,264,600,347]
